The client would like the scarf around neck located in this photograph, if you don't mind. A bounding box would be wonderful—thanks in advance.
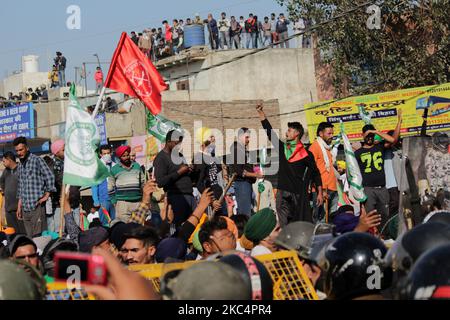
[284,140,308,163]
[317,136,332,172]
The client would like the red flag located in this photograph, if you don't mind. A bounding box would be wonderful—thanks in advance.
[105,32,167,115]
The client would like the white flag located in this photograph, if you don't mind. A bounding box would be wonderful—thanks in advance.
[63,85,109,186]
[340,122,367,202]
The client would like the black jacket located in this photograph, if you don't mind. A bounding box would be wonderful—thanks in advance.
[261,119,321,194]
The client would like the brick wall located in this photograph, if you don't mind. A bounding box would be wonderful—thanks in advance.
[156,99,281,157]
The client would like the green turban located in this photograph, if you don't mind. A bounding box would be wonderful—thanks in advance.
[192,230,203,253]
[244,208,277,244]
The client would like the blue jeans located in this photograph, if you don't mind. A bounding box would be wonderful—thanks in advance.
[72,207,81,228]
[219,31,229,49]
[47,207,61,233]
[100,200,116,221]
[234,181,253,216]
[58,70,66,87]
[241,33,248,48]
[252,33,258,48]
[246,33,258,49]
[312,190,338,223]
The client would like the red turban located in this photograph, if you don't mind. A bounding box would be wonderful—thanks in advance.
[115,145,131,158]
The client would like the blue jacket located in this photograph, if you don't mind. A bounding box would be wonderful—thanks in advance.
[91,162,113,206]
[208,19,219,35]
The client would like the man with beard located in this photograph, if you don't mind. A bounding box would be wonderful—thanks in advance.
[256,104,322,226]
[14,137,56,237]
[119,226,160,265]
[154,130,195,227]
[109,146,145,223]
[354,110,402,231]
[309,122,338,222]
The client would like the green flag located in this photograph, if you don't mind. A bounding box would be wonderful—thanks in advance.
[63,84,109,187]
[340,122,367,203]
[147,109,181,142]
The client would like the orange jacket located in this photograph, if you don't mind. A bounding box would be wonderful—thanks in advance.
[309,140,337,191]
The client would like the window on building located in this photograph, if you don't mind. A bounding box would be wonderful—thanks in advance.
[176,80,189,91]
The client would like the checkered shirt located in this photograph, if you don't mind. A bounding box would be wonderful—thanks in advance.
[17,153,56,212]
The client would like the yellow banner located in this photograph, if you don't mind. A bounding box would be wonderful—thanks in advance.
[305,83,450,142]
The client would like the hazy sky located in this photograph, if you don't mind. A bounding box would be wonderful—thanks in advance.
[0,0,286,89]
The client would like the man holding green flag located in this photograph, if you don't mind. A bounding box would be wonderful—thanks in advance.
[63,84,110,187]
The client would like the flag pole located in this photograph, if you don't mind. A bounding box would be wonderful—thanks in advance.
[59,184,69,238]
[91,86,107,119]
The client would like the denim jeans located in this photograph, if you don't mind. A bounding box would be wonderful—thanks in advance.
[58,70,66,87]
[278,31,289,48]
[219,31,229,49]
[231,34,240,49]
[47,207,61,233]
[72,207,81,228]
[263,35,272,46]
[247,33,258,49]
[100,199,116,221]
[241,33,248,48]
[234,181,253,216]
[312,190,338,223]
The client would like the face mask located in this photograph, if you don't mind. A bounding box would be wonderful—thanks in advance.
[102,154,112,164]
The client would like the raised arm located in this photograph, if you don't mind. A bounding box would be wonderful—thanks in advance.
[256,103,283,151]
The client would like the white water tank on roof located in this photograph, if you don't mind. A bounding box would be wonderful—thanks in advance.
[22,55,39,73]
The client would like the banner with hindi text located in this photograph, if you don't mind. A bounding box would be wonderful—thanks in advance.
[305,83,450,142]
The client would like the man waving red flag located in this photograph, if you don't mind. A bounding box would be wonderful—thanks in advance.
[104,32,168,115]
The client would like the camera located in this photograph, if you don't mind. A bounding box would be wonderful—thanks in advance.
[54,251,107,286]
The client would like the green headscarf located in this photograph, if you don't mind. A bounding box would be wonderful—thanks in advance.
[244,208,277,243]
[284,140,297,160]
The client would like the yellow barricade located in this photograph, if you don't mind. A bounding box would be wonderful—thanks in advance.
[255,250,319,300]
[45,250,318,300]
[130,250,318,300]
[46,282,94,300]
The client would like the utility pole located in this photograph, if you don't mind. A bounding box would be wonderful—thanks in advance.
[74,67,79,85]
[83,62,88,97]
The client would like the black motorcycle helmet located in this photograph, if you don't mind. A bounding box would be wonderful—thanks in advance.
[385,222,450,276]
[216,251,273,300]
[41,238,79,277]
[318,232,392,300]
[425,210,450,225]
[401,244,450,300]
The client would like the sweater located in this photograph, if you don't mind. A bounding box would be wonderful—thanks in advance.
[108,162,143,203]
[153,149,193,195]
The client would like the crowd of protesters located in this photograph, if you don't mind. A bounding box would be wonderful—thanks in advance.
[128,12,312,63]
[0,100,449,300]
[0,86,49,108]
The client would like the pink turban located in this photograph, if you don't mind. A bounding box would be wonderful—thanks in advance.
[51,139,65,155]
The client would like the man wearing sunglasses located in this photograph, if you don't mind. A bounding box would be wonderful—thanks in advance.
[9,234,40,270]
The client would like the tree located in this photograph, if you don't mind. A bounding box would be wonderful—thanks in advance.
[278,0,450,97]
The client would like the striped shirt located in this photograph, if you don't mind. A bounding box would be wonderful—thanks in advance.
[108,162,144,203]
[17,153,56,212]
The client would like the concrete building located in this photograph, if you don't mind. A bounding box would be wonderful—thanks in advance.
[7,47,332,158]
[157,46,320,142]
[0,56,49,96]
